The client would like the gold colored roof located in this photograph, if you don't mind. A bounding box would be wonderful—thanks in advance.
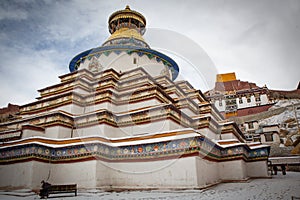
[216,73,237,82]
[104,6,147,45]
[110,13,145,24]
[107,27,145,42]
[109,5,146,25]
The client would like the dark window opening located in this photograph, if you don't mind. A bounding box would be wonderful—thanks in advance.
[239,98,243,104]
[248,122,254,129]
[265,133,273,142]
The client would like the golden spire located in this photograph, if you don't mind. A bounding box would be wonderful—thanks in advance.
[103,6,147,46]
[108,5,146,34]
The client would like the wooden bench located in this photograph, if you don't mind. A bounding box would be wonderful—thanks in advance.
[41,184,77,198]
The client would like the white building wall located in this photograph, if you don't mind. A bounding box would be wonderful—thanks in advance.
[260,94,269,105]
[90,102,112,113]
[73,87,90,95]
[116,120,183,137]
[246,161,269,177]
[73,124,105,138]
[44,126,72,138]
[111,99,162,113]
[198,128,221,140]
[239,96,256,108]
[221,133,237,140]
[214,100,226,112]
[218,160,247,180]
[9,161,98,190]
[24,104,83,117]
[0,162,33,189]
[70,104,85,115]
[47,161,97,189]
[49,104,84,115]
[245,121,259,132]
[22,129,45,138]
[198,128,239,141]
[98,157,198,189]
[0,157,269,190]
[80,53,171,79]
[180,108,198,117]
[237,97,246,109]
[273,133,280,143]
[195,157,220,187]
[263,126,279,133]
[0,161,98,190]
[260,132,280,144]
[213,93,270,112]
[236,94,270,109]
[84,99,162,114]
[260,133,267,143]
[74,120,184,139]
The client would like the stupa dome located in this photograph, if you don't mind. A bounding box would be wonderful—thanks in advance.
[69,6,179,80]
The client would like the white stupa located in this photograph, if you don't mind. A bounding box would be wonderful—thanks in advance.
[0,6,270,190]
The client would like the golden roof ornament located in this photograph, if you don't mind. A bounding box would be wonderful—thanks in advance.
[104,5,147,46]
[108,5,146,34]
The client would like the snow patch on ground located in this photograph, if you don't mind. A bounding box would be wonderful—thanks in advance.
[260,99,300,126]
[260,109,295,125]
[270,99,300,110]
[1,172,300,200]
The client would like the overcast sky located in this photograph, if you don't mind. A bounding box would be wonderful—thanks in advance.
[0,0,299,107]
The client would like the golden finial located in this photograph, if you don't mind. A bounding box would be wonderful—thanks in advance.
[105,5,147,44]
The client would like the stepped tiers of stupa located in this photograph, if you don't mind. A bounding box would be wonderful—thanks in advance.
[0,6,270,190]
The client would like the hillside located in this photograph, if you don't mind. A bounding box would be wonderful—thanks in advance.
[260,99,300,139]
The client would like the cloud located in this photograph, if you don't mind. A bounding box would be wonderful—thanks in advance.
[169,0,300,90]
[0,8,28,21]
[0,1,28,21]
[0,0,124,107]
[0,44,65,106]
